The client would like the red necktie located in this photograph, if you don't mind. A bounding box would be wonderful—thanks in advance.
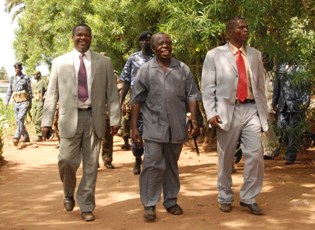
[236,50,247,102]
[78,54,88,102]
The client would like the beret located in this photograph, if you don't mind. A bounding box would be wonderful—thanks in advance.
[139,31,152,41]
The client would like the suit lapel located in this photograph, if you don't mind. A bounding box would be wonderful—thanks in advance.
[90,51,100,85]
[246,47,257,85]
[222,43,238,73]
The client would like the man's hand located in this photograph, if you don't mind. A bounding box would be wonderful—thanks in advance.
[209,115,222,128]
[41,127,52,141]
[110,125,120,136]
[188,120,200,139]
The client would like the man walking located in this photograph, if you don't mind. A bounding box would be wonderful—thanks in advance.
[131,32,199,222]
[201,17,268,215]
[41,23,120,222]
[120,31,154,174]
[32,70,47,142]
[5,62,32,147]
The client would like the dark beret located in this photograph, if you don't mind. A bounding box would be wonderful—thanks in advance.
[13,62,23,68]
[139,31,152,41]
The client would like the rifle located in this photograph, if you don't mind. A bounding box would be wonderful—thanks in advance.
[186,112,200,156]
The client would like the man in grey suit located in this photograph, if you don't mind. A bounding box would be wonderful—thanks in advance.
[41,23,120,221]
[201,17,268,215]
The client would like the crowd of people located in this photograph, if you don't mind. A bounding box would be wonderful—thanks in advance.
[3,17,311,223]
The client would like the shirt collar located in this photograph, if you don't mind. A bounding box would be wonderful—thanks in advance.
[228,42,246,56]
[73,49,91,60]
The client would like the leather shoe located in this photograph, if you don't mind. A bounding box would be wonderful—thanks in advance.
[12,138,19,146]
[220,203,232,212]
[105,161,115,169]
[144,206,156,222]
[81,212,95,222]
[20,137,30,142]
[284,160,294,165]
[166,204,183,215]
[63,196,75,212]
[240,202,263,215]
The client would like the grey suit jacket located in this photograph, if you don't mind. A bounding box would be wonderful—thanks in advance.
[201,43,268,132]
[41,50,121,139]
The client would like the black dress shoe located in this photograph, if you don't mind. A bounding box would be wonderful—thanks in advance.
[166,204,183,215]
[284,160,294,165]
[220,203,232,212]
[63,196,75,212]
[240,202,263,215]
[144,206,156,222]
[105,161,115,169]
[81,212,95,221]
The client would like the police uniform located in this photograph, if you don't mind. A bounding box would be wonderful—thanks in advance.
[120,31,153,173]
[5,62,32,145]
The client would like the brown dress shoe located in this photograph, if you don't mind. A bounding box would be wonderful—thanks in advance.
[220,203,232,212]
[166,204,183,215]
[240,202,263,215]
[63,196,75,212]
[81,212,95,221]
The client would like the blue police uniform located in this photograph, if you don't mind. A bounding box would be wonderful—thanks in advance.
[5,73,32,142]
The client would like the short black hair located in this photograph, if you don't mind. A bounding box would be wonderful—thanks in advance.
[225,17,245,32]
[72,23,92,36]
[150,32,171,49]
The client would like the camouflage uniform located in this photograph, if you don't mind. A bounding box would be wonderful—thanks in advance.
[120,50,153,159]
[101,116,113,164]
[32,73,48,139]
[5,68,32,143]
[120,91,131,147]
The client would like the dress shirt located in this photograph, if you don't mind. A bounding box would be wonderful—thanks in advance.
[229,42,254,100]
[73,49,92,108]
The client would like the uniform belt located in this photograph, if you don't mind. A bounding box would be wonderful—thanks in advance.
[78,107,92,111]
[235,99,255,104]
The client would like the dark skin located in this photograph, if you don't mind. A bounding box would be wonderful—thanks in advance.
[41,25,119,140]
[131,33,199,144]
[209,19,249,129]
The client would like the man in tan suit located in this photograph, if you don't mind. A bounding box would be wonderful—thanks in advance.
[41,23,120,221]
[201,17,268,215]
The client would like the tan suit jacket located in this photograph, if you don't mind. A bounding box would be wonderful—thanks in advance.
[42,51,120,138]
[201,43,268,132]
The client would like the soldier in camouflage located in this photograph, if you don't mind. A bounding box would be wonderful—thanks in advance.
[5,62,32,147]
[120,31,154,175]
[100,70,121,169]
[32,70,48,142]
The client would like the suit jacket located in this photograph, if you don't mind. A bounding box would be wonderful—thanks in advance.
[41,50,121,139]
[201,43,268,132]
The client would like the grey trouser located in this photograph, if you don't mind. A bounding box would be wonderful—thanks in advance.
[58,109,101,212]
[140,140,182,209]
[216,103,264,204]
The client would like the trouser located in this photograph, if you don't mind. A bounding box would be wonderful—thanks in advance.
[58,109,101,212]
[101,119,113,163]
[140,140,182,209]
[278,112,305,162]
[14,101,30,140]
[32,100,44,137]
[216,103,264,204]
[132,113,144,158]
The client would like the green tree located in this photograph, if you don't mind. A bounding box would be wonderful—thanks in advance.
[0,67,9,80]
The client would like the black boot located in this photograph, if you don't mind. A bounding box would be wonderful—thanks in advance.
[133,157,142,175]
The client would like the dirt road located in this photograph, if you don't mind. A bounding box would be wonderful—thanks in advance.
[0,136,314,230]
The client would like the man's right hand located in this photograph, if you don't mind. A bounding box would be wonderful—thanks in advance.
[41,127,52,141]
[209,115,222,128]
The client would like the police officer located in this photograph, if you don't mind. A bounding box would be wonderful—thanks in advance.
[5,62,32,146]
[32,70,48,142]
[120,31,154,175]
